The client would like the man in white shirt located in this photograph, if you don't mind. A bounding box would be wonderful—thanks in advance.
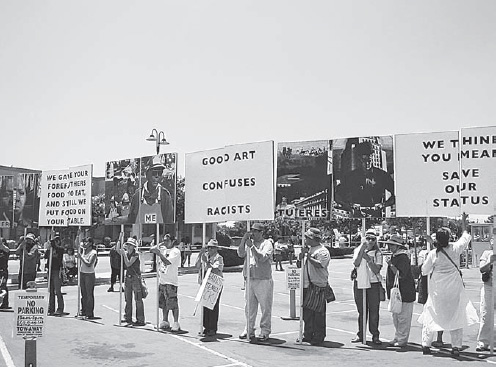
[150,234,181,331]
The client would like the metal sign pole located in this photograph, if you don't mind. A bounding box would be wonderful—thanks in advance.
[246,221,251,341]
[156,222,160,331]
[118,225,124,326]
[76,228,82,318]
[298,220,305,344]
[361,217,367,345]
[199,222,206,335]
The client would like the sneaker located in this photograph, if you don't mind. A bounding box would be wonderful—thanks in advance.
[296,337,311,344]
[159,321,170,330]
[422,346,431,355]
[451,347,460,356]
[171,322,181,331]
[351,336,363,343]
[431,340,443,348]
[133,321,146,327]
[476,343,489,352]
[372,337,382,345]
[239,330,255,339]
[257,334,269,342]
[107,287,114,292]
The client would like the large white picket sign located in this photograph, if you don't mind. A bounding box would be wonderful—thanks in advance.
[39,164,93,227]
[460,126,496,215]
[395,131,460,217]
[185,141,275,223]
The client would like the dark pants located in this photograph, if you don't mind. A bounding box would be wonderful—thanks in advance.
[48,269,64,313]
[303,288,326,344]
[203,291,221,333]
[110,266,120,286]
[353,281,381,340]
[80,272,95,318]
[0,269,8,308]
[124,275,145,323]
[18,271,36,290]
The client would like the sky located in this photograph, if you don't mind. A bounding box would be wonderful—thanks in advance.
[1,1,495,178]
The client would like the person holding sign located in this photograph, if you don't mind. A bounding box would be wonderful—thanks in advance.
[196,239,224,337]
[150,234,181,331]
[119,237,145,326]
[384,235,416,348]
[351,229,383,345]
[300,228,330,346]
[128,156,174,225]
[476,238,496,352]
[418,228,477,356]
[0,238,10,309]
[237,223,274,342]
[45,233,65,316]
[76,238,98,319]
[15,233,40,290]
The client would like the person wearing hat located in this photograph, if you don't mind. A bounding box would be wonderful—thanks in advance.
[351,229,383,345]
[150,233,181,331]
[0,238,10,309]
[75,237,98,319]
[196,239,224,336]
[418,227,478,356]
[128,155,174,225]
[299,228,330,346]
[45,233,66,316]
[384,235,415,347]
[119,237,145,326]
[237,222,274,341]
[15,233,40,289]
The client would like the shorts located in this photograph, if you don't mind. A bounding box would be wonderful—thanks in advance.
[159,284,178,311]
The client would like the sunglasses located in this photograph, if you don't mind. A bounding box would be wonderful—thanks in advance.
[366,236,376,241]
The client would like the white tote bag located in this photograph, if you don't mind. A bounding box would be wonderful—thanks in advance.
[388,273,402,314]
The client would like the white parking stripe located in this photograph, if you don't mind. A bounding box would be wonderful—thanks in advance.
[0,333,16,367]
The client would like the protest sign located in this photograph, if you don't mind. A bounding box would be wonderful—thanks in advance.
[185,141,275,223]
[395,131,460,217]
[460,126,496,214]
[194,268,224,310]
[39,164,93,227]
[286,265,300,290]
[13,292,48,339]
[332,136,394,218]
[276,140,330,220]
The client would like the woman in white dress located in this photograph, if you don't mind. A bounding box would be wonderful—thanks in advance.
[419,227,478,356]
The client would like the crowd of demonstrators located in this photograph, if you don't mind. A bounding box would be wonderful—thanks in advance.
[352,229,383,345]
[76,238,98,319]
[299,228,330,346]
[151,233,181,331]
[196,239,224,337]
[119,237,145,326]
[108,237,121,292]
[0,238,10,309]
[45,233,65,316]
[237,223,274,341]
[418,228,478,356]
[385,235,416,347]
[476,238,495,351]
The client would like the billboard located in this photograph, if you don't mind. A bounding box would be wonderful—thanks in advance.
[275,140,330,220]
[185,141,274,223]
[332,135,395,218]
[105,153,177,225]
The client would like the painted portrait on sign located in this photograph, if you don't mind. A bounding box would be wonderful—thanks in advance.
[128,154,176,225]
[0,176,14,226]
[275,140,331,220]
[332,136,395,218]
[104,158,139,225]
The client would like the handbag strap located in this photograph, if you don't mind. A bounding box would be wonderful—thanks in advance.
[439,248,462,277]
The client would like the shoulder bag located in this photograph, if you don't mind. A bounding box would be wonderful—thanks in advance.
[387,273,402,313]
[302,255,335,313]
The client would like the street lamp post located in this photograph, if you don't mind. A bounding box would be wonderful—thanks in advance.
[146,128,169,155]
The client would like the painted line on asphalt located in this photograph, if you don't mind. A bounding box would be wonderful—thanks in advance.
[0,333,16,367]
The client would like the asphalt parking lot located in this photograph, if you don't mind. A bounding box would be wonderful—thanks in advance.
[1,254,495,367]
